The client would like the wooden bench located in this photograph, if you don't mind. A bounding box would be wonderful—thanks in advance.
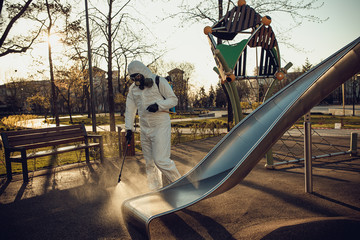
[0,124,104,182]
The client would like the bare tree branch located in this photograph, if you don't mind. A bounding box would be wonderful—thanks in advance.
[0,0,33,47]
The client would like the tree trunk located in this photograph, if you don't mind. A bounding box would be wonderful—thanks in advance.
[107,1,116,132]
[84,84,90,118]
[67,89,73,124]
[46,0,59,126]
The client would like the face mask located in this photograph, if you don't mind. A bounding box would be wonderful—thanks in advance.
[131,73,153,90]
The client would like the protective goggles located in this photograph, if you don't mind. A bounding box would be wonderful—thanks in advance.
[130,73,153,88]
[130,73,143,83]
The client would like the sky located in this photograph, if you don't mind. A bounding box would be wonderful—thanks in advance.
[1,0,360,92]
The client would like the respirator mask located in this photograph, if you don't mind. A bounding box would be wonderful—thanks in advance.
[130,73,153,90]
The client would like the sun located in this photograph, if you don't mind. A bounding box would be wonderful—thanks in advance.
[48,34,61,48]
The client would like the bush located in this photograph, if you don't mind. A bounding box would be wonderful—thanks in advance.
[251,102,263,110]
[171,126,183,145]
[1,114,39,130]
[240,102,250,109]
[207,121,216,136]
[198,122,207,137]
[190,123,198,140]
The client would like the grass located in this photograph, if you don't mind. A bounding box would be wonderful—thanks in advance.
[0,147,92,176]
[171,117,228,128]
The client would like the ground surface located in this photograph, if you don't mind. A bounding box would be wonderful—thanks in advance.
[0,134,359,239]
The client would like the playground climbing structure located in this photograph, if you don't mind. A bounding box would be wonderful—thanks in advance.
[204,0,291,124]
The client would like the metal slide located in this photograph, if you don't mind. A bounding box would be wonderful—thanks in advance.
[122,37,360,239]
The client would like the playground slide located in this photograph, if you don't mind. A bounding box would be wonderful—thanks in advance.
[122,37,360,239]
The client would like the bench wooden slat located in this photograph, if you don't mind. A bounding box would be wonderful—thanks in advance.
[6,126,84,143]
[7,127,84,140]
[10,142,100,161]
[7,131,85,148]
[4,124,83,136]
[13,136,86,150]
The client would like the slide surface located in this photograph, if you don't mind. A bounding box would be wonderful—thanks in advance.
[122,37,360,238]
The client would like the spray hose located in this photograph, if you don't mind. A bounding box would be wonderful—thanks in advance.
[118,138,131,183]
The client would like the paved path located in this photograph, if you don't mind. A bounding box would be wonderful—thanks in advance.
[0,135,359,239]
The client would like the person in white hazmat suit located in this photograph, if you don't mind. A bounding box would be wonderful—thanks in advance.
[125,60,181,190]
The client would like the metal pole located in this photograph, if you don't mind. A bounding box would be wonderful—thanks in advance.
[353,76,356,116]
[350,132,358,156]
[342,83,345,116]
[265,149,274,169]
[304,112,313,193]
[85,0,97,133]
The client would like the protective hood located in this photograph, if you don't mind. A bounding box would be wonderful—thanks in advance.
[128,60,154,78]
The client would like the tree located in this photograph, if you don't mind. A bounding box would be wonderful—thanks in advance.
[193,86,208,108]
[235,80,250,101]
[114,92,126,116]
[0,0,44,57]
[112,25,159,107]
[89,0,135,132]
[149,60,194,111]
[42,0,71,126]
[4,78,27,113]
[5,77,46,113]
[208,85,216,107]
[21,1,72,125]
[62,18,92,117]
[26,93,51,117]
[55,64,87,123]
[215,82,227,108]
[302,57,313,72]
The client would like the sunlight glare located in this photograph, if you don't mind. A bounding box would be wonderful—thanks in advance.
[48,34,61,48]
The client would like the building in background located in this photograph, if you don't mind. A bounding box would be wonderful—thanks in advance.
[168,68,188,111]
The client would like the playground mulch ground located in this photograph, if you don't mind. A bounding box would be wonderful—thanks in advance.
[0,134,359,239]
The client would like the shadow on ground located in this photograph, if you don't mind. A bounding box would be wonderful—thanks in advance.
[0,135,359,239]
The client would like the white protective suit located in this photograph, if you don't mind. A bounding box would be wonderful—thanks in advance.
[125,60,181,190]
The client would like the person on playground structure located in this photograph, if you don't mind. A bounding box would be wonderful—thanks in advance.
[125,60,181,190]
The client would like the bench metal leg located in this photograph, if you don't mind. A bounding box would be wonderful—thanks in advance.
[21,150,29,182]
[85,148,90,163]
[99,147,104,163]
[5,152,12,180]
[22,161,29,182]
[99,138,104,163]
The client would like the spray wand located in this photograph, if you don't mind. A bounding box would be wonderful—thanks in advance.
[118,138,130,183]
